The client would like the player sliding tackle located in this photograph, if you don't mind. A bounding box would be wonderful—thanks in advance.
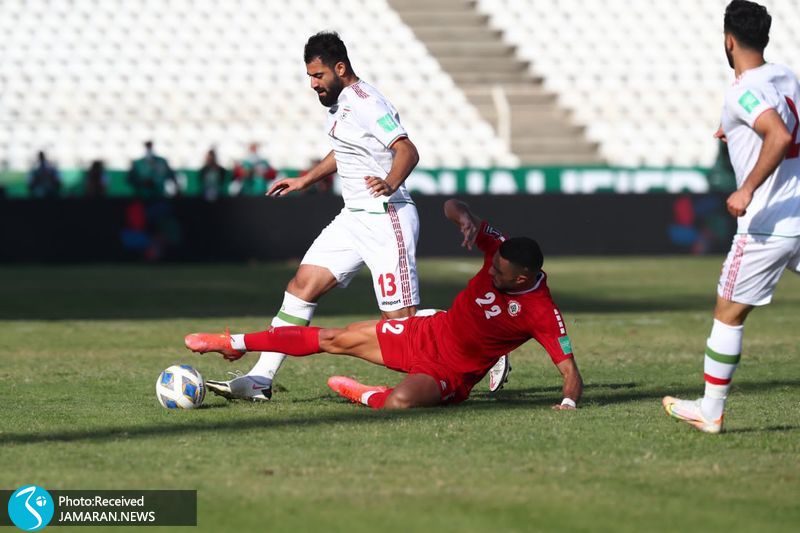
[186,200,583,409]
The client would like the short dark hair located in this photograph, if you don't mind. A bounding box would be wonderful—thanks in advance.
[499,237,543,274]
[304,31,353,73]
[724,0,771,52]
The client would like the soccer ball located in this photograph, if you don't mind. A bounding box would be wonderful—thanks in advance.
[156,364,205,409]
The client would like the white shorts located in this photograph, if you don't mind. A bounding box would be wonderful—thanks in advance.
[302,202,420,312]
[718,234,800,306]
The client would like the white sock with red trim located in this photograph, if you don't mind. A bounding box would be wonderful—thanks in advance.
[247,292,317,380]
[700,319,743,420]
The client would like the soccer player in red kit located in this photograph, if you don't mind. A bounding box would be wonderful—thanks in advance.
[185,199,584,409]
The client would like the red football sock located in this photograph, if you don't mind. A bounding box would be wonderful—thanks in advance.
[365,388,394,409]
[243,326,321,356]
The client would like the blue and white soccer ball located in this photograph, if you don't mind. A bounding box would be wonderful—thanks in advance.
[156,364,205,409]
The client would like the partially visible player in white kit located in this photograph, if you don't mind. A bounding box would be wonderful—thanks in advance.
[663,0,800,433]
[204,31,423,400]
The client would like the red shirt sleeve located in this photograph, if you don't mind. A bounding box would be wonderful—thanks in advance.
[530,303,574,365]
[475,220,506,263]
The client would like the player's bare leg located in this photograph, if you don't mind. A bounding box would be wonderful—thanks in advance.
[318,321,384,365]
[286,264,340,302]
[382,306,416,319]
[383,373,442,409]
[713,296,754,326]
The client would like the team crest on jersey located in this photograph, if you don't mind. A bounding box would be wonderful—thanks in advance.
[507,300,521,316]
[340,105,352,120]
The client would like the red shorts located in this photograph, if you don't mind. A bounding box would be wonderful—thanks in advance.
[375,316,481,405]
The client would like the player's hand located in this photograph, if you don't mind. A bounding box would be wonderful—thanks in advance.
[458,215,478,250]
[726,188,753,217]
[551,403,577,411]
[364,176,395,197]
[713,126,728,143]
[267,177,305,197]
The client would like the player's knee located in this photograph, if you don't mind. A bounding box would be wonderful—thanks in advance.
[287,266,338,301]
[318,328,347,354]
[383,392,414,409]
[384,388,425,409]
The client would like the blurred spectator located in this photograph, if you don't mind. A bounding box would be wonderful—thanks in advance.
[28,151,61,198]
[83,160,108,197]
[230,142,276,196]
[127,140,178,198]
[301,158,335,195]
[120,199,182,261]
[198,149,228,201]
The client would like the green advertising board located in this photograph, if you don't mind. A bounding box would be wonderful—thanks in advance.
[0,167,713,198]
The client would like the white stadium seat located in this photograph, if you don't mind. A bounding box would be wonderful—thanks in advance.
[476,0,800,167]
[3,0,797,171]
[0,0,514,170]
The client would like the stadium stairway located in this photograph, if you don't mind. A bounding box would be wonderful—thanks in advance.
[388,0,603,165]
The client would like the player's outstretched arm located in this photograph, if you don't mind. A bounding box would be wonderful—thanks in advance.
[268,150,337,196]
[552,358,583,410]
[444,198,482,250]
[726,109,793,217]
[365,138,419,197]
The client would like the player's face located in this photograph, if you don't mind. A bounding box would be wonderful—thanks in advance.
[306,58,344,107]
[489,252,525,291]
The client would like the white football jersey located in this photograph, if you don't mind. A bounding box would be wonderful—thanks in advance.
[721,63,800,236]
[325,80,414,212]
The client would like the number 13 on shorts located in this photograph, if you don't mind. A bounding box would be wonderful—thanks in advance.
[378,273,397,297]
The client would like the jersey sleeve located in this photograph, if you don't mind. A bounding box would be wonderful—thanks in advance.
[726,83,779,128]
[356,97,409,149]
[475,220,506,260]
[530,304,574,365]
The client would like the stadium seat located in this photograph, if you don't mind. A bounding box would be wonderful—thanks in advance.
[1,0,515,171]
[476,0,800,167]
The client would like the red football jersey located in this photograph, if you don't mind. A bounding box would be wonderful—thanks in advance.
[427,221,574,377]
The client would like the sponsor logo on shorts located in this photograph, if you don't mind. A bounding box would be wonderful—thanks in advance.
[738,90,760,113]
[381,299,401,306]
[558,335,573,355]
[439,380,448,391]
[507,300,521,316]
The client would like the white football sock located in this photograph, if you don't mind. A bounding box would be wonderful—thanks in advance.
[701,319,743,420]
[247,292,317,380]
[230,334,246,351]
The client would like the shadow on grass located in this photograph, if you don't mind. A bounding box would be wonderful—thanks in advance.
[488,378,800,407]
[3,379,798,446]
[724,425,800,434]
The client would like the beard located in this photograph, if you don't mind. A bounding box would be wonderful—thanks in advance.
[317,78,344,107]
[725,43,734,69]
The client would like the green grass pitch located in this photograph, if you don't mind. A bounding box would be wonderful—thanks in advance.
[0,257,798,532]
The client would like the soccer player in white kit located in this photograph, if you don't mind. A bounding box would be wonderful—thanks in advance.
[663,0,800,433]
[205,31,422,400]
